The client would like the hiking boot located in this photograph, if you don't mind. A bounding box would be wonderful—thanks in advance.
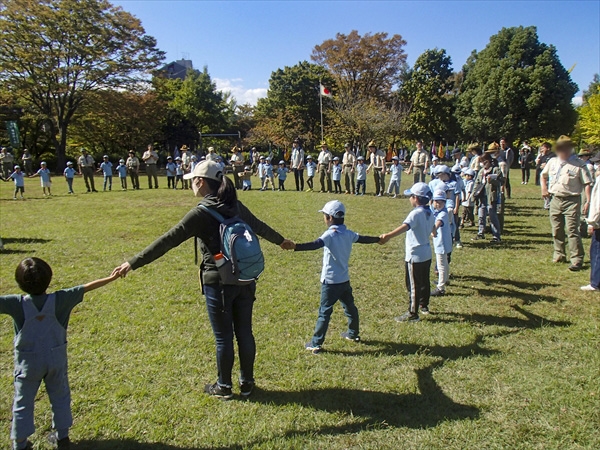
[568,264,582,272]
[395,312,420,323]
[430,288,445,297]
[240,381,255,397]
[305,343,322,354]
[340,331,361,342]
[204,383,233,400]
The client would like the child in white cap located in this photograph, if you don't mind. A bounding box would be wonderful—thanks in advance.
[355,156,367,195]
[431,189,453,297]
[386,156,402,197]
[175,156,184,189]
[295,200,381,353]
[277,161,289,191]
[30,162,52,196]
[430,156,440,180]
[262,158,275,191]
[63,162,76,194]
[4,165,25,200]
[115,159,128,191]
[461,168,476,227]
[97,155,112,191]
[331,157,342,193]
[380,182,436,322]
[241,166,252,191]
[305,155,317,192]
[165,156,176,189]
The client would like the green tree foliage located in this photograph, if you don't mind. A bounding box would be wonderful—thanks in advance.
[0,0,164,168]
[583,74,600,103]
[456,26,578,142]
[398,49,457,142]
[252,61,334,148]
[579,88,600,146]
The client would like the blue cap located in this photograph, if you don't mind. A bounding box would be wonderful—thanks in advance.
[435,165,451,175]
[463,168,476,177]
[319,200,346,218]
[451,164,462,173]
[404,182,432,198]
[432,189,447,202]
[391,156,399,161]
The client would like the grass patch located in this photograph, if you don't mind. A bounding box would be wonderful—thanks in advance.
[1,175,598,449]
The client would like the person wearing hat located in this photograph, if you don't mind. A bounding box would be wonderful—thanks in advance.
[181,145,194,190]
[386,156,402,198]
[229,146,244,190]
[305,155,317,192]
[317,142,333,193]
[78,148,98,193]
[63,161,76,194]
[366,141,386,196]
[97,155,113,191]
[342,143,356,194]
[250,147,260,175]
[206,146,218,162]
[429,155,440,180]
[115,158,128,191]
[290,138,305,192]
[486,142,508,233]
[165,156,177,189]
[142,144,159,189]
[126,150,140,190]
[276,160,289,191]
[1,147,15,179]
[472,153,503,243]
[578,148,594,170]
[468,143,482,173]
[355,156,367,195]
[257,155,267,189]
[541,135,593,271]
[29,161,52,196]
[406,140,430,184]
[380,182,436,322]
[331,157,343,193]
[460,168,477,227]
[519,146,534,185]
[295,200,381,353]
[112,160,295,399]
[4,164,25,200]
[175,156,185,189]
[241,165,253,191]
[500,138,515,199]
[21,148,33,176]
[431,188,453,297]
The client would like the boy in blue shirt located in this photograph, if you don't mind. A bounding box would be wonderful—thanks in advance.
[30,162,52,196]
[295,201,381,353]
[175,157,184,189]
[380,182,436,322]
[262,158,275,191]
[386,156,402,197]
[1,257,119,450]
[277,160,289,191]
[4,165,25,200]
[431,189,453,297]
[305,155,317,192]
[332,157,342,193]
[355,156,367,195]
[115,159,128,190]
[63,162,76,194]
[97,155,112,191]
[165,156,176,189]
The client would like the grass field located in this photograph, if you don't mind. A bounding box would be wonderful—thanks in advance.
[0,174,598,450]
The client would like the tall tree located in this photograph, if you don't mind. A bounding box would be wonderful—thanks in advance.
[311,30,407,103]
[456,26,578,142]
[398,49,457,142]
[0,0,164,168]
[579,88,600,146]
[583,74,600,103]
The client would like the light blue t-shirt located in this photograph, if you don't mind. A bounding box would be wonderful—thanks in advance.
[277,167,287,180]
[63,167,76,179]
[432,208,453,254]
[116,164,127,177]
[166,162,176,177]
[429,178,459,209]
[306,161,317,177]
[176,163,184,176]
[100,162,113,176]
[265,164,274,177]
[356,163,367,181]
[403,206,434,263]
[319,224,359,284]
[332,164,342,181]
[37,168,51,183]
[390,163,402,181]
[9,171,25,187]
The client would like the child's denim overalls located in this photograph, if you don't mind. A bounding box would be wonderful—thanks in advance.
[11,294,72,441]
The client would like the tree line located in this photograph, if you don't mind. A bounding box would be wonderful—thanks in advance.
[0,0,597,170]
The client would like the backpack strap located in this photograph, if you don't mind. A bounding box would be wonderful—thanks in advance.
[198,204,225,223]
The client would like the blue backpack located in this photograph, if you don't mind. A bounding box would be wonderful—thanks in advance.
[199,205,265,285]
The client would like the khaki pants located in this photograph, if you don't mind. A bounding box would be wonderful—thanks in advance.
[413,166,425,183]
[319,166,331,192]
[146,164,158,188]
[549,195,584,265]
[343,166,355,193]
[81,167,96,191]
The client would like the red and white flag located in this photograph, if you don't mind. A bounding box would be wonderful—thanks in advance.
[320,84,332,98]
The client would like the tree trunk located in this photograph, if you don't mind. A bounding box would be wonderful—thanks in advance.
[54,121,68,173]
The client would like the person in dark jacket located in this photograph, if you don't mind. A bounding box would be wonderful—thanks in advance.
[112,160,295,399]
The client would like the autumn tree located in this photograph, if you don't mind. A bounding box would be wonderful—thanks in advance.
[0,0,164,168]
[456,26,578,143]
[579,86,600,146]
[583,74,600,103]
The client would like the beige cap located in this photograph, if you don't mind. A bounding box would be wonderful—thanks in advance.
[183,160,224,182]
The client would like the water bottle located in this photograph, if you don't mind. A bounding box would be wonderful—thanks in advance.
[214,252,226,268]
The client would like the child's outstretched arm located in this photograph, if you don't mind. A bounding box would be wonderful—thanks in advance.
[380,223,410,244]
[294,239,323,252]
[356,235,381,244]
[83,272,120,293]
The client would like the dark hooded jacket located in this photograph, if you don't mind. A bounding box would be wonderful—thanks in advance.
[128,194,284,285]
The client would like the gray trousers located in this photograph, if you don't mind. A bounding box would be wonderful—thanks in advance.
[344,166,355,193]
[146,164,158,188]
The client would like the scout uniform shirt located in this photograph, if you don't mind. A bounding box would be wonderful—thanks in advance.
[126,155,140,171]
[411,149,429,168]
[342,151,356,168]
[542,154,593,197]
[78,154,95,169]
[318,150,332,168]
[370,150,385,170]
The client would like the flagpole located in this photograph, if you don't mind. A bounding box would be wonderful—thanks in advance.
[319,78,324,143]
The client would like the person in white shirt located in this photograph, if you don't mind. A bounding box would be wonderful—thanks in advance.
[386,156,402,198]
[305,155,317,192]
[366,141,386,196]
[317,142,332,193]
[142,144,159,189]
[290,138,305,191]
[342,143,356,194]
[230,146,245,190]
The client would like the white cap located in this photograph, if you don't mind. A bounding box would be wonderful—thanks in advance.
[208,146,215,152]
[451,164,462,173]
[463,169,476,177]
[432,189,447,202]
[119,159,125,163]
[67,161,73,165]
[319,200,346,218]
[404,182,432,198]
[435,165,451,175]
[183,160,224,182]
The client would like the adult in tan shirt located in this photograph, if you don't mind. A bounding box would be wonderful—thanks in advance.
[342,143,356,194]
[142,144,159,189]
[406,141,430,183]
[366,141,386,196]
[541,135,593,271]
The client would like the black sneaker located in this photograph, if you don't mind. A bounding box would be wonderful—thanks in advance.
[430,288,445,297]
[340,331,361,342]
[420,306,430,315]
[568,264,582,272]
[395,312,420,323]
[204,382,233,399]
[472,234,485,241]
[490,237,501,244]
[240,381,255,397]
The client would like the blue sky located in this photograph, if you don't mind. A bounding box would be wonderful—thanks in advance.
[113,0,600,105]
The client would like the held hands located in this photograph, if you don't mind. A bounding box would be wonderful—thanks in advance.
[111,262,132,278]
[541,189,550,199]
[378,234,390,245]
[280,239,296,250]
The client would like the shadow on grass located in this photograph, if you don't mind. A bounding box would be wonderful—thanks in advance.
[2,237,52,244]
[0,248,30,254]
[72,441,228,450]
[455,275,562,303]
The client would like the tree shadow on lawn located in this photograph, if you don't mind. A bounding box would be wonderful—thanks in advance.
[2,237,52,244]
[72,440,232,450]
[455,275,562,304]
[467,238,546,251]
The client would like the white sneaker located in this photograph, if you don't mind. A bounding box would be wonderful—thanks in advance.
[580,284,598,291]
[456,242,464,249]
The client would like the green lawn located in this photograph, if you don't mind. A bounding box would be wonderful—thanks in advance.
[0,174,598,449]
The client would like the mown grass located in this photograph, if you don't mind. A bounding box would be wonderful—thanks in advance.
[0,174,598,450]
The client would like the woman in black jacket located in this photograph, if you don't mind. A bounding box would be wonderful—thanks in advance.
[112,161,294,399]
